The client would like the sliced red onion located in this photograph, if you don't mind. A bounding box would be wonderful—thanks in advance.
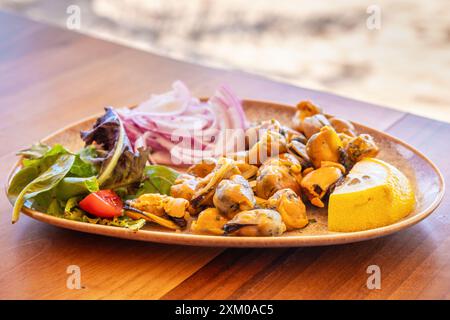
[118,81,249,165]
[133,80,193,116]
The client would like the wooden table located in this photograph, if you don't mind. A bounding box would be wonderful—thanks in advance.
[0,11,448,300]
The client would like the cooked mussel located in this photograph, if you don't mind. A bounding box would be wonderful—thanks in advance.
[223,209,286,236]
[125,193,190,229]
[338,133,353,148]
[213,175,256,218]
[281,126,307,145]
[301,114,331,139]
[345,134,379,164]
[255,154,302,199]
[127,193,165,216]
[247,130,287,165]
[292,100,322,132]
[300,162,344,207]
[267,189,308,230]
[190,207,228,235]
[329,117,356,137]
[245,119,282,148]
[162,197,190,219]
[287,140,312,168]
[306,126,344,169]
[234,160,258,180]
[170,173,198,201]
[187,158,217,178]
[190,157,241,210]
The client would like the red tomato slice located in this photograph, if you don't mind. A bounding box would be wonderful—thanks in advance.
[79,190,123,218]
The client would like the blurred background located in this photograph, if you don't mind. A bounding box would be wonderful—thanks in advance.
[1,0,449,122]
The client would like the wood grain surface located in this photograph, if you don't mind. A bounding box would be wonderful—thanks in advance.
[0,11,448,300]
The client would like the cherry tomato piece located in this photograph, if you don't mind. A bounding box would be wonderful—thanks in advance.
[79,190,123,218]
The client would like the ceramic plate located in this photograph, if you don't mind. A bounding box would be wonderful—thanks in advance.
[6,100,445,247]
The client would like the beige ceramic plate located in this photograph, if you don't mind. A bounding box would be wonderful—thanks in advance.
[7,100,445,247]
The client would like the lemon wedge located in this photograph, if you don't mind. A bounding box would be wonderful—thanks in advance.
[328,158,415,232]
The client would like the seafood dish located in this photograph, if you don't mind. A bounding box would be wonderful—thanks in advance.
[7,81,416,237]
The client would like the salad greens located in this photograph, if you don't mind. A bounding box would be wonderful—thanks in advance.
[7,107,178,231]
[17,142,52,159]
[70,152,99,177]
[11,154,75,223]
[60,196,146,231]
[80,107,149,189]
[55,176,99,200]
[137,165,180,196]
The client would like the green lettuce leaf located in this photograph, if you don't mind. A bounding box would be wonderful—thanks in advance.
[95,216,146,231]
[136,165,180,196]
[78,145,99,163]
[64,197,79,214]
[22,144,68,168]
[63,197,86,221]
[8,144,70,202]
[27,191,54,212]
[17,142,51,159]
[11,154,75,223]
[69,152,98,177]
[55,176,99,200]
[47,198,64,216]
[19,143,97,178]
[7,166,40,203]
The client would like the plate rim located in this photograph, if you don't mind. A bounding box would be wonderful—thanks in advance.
[5,99,446,247]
